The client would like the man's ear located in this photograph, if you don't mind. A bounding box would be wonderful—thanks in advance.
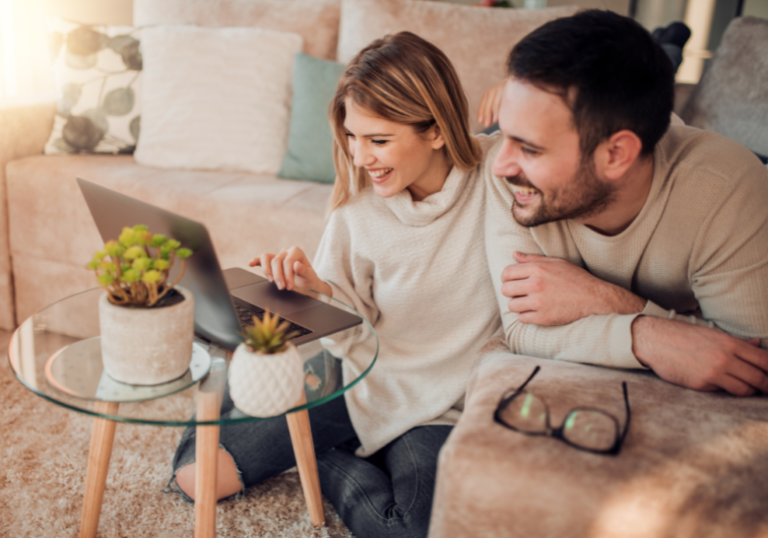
[429,124,446,150]
[594,130,643,180]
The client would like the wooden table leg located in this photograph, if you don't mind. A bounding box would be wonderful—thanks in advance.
[286,392,325,527]
[79,400,120,538]
[195,357,227,538]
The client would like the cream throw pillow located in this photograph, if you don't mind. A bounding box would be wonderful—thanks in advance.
[135,26,303,174]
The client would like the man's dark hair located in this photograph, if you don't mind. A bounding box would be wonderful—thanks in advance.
[508,10,674,158]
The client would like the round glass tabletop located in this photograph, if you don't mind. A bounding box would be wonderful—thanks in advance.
[8,286,378,426]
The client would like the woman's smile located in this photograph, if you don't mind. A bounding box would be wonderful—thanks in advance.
[367,167,394,183]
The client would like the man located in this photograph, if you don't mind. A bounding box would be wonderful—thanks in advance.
[484,10,768,396]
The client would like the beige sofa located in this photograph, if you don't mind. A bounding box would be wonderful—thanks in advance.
[0,0,579,331]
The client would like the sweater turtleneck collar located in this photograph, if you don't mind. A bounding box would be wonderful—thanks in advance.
[382,166,468,227]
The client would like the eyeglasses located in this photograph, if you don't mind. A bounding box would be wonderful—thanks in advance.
[494,366,631,456]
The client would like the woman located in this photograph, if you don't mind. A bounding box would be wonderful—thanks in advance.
[168,32,501,538]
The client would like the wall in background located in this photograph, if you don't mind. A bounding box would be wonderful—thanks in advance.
[635,0,687,29]
[745,0,768,18]
[45,0,132,25]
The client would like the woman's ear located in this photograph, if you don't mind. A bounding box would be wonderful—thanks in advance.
[430,124,446,150]
[594,129,643,180]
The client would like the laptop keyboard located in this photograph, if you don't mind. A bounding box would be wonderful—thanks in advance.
[233,299,313,340]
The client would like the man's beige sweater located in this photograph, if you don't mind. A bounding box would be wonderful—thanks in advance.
[484,125,768,368]
[313,135,501,457]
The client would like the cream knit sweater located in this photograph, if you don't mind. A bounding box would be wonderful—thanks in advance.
[484,125,768,368]
[313,135,501,457]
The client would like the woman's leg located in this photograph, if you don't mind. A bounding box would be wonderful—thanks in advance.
[166,385,358,502]
[317,425,453,538]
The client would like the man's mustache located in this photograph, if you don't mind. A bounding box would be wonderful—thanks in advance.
[506,174,540,193]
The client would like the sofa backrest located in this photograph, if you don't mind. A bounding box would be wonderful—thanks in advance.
[337,0,580,133]
[133,0,341,61]
[135,0,579,134]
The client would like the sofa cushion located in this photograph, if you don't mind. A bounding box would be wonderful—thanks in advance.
[429,344,768,538]
[278,53,346,184]
[133,0,341,61]
[134,26,302,175]
[680,17,768,156]
[6,155,332,321]
[44,19,142,155]
[337,0,579,134]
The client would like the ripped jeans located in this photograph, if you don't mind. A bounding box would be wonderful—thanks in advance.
[166,385,452,538]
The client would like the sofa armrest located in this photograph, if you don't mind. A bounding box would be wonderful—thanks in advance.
[0,101,56,169]
[0,100,55,329]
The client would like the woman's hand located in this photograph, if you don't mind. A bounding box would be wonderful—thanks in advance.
[477,79,507,128]
[249,247,332,296]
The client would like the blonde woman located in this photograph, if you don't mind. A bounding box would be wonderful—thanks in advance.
[169,32,501,538]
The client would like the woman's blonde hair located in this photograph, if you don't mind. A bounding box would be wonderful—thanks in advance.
[328,32,482,211]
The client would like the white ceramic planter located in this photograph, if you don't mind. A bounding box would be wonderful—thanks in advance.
[99,286,195,385]
[228,342,304,417]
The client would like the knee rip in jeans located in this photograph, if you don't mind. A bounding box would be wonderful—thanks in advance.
[163,444,246,503]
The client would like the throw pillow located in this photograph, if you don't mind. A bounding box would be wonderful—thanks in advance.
[278,53,346,184]
[337,0,579,133]
[44,19,142,155]
[134,26,303,175]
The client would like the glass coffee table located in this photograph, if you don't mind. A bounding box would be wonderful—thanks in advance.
[8,286,377,538]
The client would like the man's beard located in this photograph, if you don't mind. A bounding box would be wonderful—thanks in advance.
[507,160,616,227]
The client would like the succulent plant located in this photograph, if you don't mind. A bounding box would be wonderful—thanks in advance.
[241,310,300,354]
[87,224,192,307]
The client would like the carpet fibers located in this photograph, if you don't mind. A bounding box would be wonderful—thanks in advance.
[0,330,354,537]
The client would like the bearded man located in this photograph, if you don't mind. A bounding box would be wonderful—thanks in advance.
[484,9,768,396]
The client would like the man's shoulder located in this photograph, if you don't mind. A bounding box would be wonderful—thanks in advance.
[660,125,768,192]
[655,125,768,242]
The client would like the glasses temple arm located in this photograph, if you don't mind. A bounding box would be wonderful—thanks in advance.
[618,381,631,444]
[518,365,541,392]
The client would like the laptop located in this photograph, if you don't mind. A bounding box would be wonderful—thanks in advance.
[77,178,362,351]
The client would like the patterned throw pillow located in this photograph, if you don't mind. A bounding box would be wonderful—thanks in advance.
[44,19,142,155]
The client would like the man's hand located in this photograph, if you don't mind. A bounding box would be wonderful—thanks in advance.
[632,316,768,396]
[501,252,646,325]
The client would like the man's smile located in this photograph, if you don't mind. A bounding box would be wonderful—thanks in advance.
[506,175,542,204]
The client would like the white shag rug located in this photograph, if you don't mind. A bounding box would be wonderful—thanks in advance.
[0,331,354,538]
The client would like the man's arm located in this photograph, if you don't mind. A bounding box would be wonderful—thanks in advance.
[495,246,768,395]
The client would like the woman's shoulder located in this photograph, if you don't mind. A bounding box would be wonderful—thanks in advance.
[329,187,387,222]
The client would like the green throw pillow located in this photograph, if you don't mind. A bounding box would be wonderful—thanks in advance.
[278,53,346,184]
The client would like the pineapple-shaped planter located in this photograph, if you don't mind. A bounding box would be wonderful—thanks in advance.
[229,310,304,417]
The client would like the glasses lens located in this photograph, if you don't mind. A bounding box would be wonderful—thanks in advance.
[562,409,617,451]
[499,391,548,433]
